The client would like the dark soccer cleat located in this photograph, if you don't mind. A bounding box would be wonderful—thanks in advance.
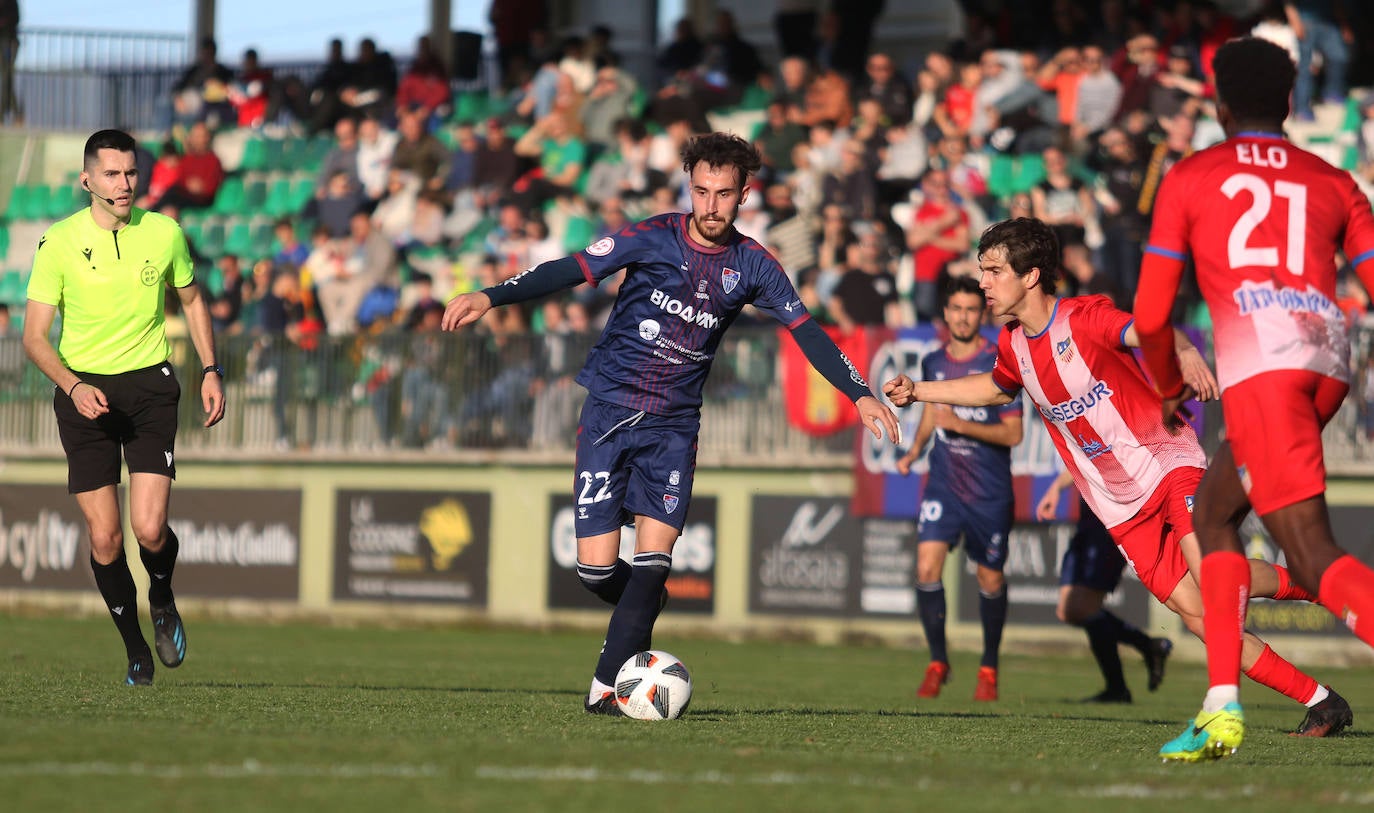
[126,651,154,686]
[1083,687,1133,704]
[151,601,187,668]
[1292,688,1353,737]
[1145,637,1173,692]
[584,690,625,717]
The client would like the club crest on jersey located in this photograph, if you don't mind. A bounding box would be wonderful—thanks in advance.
[722,266,740,294]
[586,236,615,256]
[1185,495,1195,513]
[663,494,679,514]
[1055,336,1075,364]
[1077,433,1113,460]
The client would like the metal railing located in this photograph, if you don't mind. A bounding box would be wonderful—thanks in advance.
[3,326,1374,472]
[10,27,189,131]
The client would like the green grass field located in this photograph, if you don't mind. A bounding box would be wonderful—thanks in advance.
[2,613,1372,812]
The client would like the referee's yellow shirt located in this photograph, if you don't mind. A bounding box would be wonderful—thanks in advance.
[27,207,194,375]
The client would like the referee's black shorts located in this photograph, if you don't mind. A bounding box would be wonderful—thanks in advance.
[55,361,181,494]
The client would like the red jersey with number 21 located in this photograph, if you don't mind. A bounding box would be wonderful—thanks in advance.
[1146,133,1374,390]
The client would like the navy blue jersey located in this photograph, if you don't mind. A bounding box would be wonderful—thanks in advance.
[922,340,1022,503]
[573,212,808,417]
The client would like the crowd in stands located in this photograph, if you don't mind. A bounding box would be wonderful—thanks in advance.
[95,1,1374,448]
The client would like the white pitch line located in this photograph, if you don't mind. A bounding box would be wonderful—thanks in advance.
[474,765,899,787]
[0,760,443,780]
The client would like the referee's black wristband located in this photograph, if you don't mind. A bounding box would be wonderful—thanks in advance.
[67,380,83,398]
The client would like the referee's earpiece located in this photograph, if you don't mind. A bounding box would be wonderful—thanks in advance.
[82,178,118,207]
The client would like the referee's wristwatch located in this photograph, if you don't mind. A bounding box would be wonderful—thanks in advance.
[202,364,225,378]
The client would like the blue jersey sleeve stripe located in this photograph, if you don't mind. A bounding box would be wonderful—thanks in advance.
[1351,249,1374,268]
[1119,320,1133,348]
[1144,245,1187,261]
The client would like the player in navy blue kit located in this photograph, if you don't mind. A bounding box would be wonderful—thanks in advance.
[1037,468,1173,703]
[443,132,902,715]
[894,277,1023,701]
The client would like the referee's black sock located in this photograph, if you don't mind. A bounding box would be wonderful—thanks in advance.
[91,553,149,658]
[592,552,671,686]
[139,526,179,608]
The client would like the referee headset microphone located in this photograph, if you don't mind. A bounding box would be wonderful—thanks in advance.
[82,178,117,206]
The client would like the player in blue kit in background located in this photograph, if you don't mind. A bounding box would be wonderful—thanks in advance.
[1038,468,1173,703]
[443,132,902,715]
[894,276,1023,702]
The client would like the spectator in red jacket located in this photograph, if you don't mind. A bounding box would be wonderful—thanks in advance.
[154,122,224,211]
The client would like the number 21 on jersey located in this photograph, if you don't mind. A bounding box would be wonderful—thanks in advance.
[1224,145,1307,277]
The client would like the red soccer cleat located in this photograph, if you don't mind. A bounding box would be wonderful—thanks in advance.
[973,666,999,702]
[916,661,950,698]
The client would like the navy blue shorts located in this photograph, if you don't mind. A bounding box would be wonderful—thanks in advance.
[917,487,1012,570]
[572,398,700,537]
[1059,501,1126,592]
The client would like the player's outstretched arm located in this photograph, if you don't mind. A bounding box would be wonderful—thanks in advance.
[441,291,493,331]
[445,256,588,332]
[883,371,1011,409]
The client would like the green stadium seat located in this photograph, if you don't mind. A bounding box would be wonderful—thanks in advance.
[48,184,85,219]
[223,220,253,257]
[239,138,268,171]
[454,91,484,123]
[738,83,771,111]
[288,179,315,212]
[264,178,294,217]
[244,178,269,212]
[261,138,285,171]
[199,218,226,257]
[210,177,246,216]
[0,269,23,304]
[0,221,9,258]
[15,185,52,221]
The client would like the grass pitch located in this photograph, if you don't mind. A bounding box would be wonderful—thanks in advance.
[1,613,1372,812]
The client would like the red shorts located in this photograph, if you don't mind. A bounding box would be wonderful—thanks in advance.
[1223,371,1348,516]
[1108,466,1203,603]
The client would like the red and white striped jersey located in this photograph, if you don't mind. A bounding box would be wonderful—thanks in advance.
[991,296,1207,528]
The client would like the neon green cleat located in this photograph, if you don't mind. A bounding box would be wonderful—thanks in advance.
[1159,703,1245,762]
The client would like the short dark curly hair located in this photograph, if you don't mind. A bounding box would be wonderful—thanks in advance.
[681,132,763,188]
[1213,37,1295,125]
[978,217,1060,295]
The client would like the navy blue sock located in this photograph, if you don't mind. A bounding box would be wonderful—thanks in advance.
[593,552,671,686]
[576,559,631,605]
[139,527,179,608]
[979,587,1008,669]
[1081,610,1129,692]
[916,581,948,665]
[90,554,149,658]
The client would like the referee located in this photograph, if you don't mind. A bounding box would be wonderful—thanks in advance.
[22,129,226,685]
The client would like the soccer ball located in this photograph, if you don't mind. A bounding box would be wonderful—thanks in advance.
[615,650,693,720]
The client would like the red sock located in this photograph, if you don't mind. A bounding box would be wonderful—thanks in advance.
[1201,551,1251,689]
[1271,563,1318,602]
[1318,555,1374,648]
[1242,644,1319,704]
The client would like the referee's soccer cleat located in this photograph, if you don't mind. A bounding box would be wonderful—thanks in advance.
[1292,688,1353,737]
[916,661,950,699]
[151,601,187,668]
[584,690,625,717]
[126,652,154,686]
[1145,637,1173,692]
[1159,703,1244,762]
